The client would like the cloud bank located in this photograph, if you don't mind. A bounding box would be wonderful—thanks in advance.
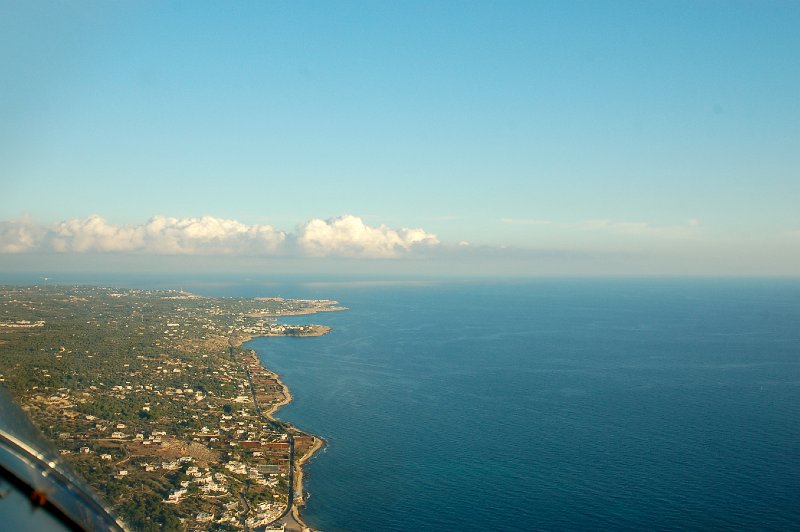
[0,214,439,258]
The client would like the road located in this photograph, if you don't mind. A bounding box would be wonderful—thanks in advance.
[233,344,303,530]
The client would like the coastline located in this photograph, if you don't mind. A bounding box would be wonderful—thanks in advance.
[262,365,294,420]
[246,308,347,318]
[247,299,348,319]
[229,325,332,347]
[292,436,325,527]
[239,331,331,532]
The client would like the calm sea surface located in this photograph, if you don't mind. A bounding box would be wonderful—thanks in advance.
[240,280,800,531]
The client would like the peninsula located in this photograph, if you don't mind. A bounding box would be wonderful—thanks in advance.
[0,284,345,531]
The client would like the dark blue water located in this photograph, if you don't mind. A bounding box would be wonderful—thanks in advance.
[246,279,800,531]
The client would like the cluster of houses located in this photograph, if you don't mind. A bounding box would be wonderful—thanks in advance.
[163,460,232,503]
[161,458,286,527]
[0,319,46,328]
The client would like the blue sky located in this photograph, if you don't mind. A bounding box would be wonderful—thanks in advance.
[2,1,799,276]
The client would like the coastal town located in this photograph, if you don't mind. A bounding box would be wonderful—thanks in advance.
[0,284,345,531]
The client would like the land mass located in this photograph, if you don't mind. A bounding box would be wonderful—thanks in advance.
[0,284,345,531]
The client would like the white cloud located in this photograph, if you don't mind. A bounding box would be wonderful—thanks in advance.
[0,216,45,253]
[0,214,439,258]
[45,215,287,255]
[50,215,144,253]
[297,214,439,258]
[141,216,286,254]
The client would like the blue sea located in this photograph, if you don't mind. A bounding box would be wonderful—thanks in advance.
[6,275,800,530]
[241,279,800,531]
